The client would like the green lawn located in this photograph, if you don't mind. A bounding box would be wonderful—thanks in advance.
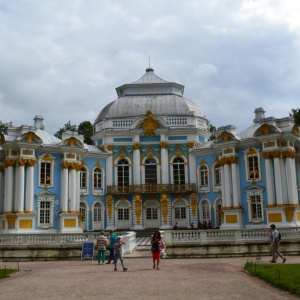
[0,268,18,279]
[244,261,300,297]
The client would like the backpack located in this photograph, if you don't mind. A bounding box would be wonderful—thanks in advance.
[278,232,281,241]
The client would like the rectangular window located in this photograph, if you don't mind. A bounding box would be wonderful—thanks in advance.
[39,201,50,224]
[175,207,186,219]
[80,170,86,188]
[40,162,51,185]
[248,156,259,180]
[118,208,129,220]
[146,208,158,220]
[251,195,262,219]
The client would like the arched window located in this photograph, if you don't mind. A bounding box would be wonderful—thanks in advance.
[173,157,185,184]
[93,167,102,189]
[93,202,101,222]
[200,199,211,222]
[199,165,208,187]
[118,159,130,186]
[245,148,261,182]
[80,167,87,189]
[145,158,157,184]
[38,154,55,188]
[213,163,221,186]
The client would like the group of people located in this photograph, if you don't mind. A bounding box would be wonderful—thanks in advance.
[196,220,213,229]
[96,229,127,271]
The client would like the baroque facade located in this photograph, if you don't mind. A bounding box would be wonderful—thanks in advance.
[0,68,299,233]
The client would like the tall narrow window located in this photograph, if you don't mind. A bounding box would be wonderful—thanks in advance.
[145,158,157,184]
[173,157,185,184]
[250,195,263,219]
[118,208,129,220]
[39,201,50,225]
[40,162,51,185]
[146,207,158,220]
[214,163,221,186]
[175,206,186,219]
[93,202,101,222]
[248,156,259,180]
[118,159,130,186]
[93,167,102,189]
[202,200,210,221]
[200,165,208,186]
[80,202,86,223]
[80,167,87,189]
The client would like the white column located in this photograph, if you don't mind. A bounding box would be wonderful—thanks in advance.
[61,167,69,212]
[16,164,25,213]
[4,164,14,213]
[76,169,80,212]
[106,156,113,186]
[220,165,225,203]
[285,156,298,205]
[280,157,288,203]
[161,144,169,184]
[69,168,76,212]
[0,168,4,213]
[231,162,240,207]
[264,156,275,206]
[223,163,231,207]
[273,156,283,205]
[25,165,34,212]
[133,145,141,185]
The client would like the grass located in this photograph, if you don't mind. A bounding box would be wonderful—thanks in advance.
[244,261,300,297]
[0,267,18,279]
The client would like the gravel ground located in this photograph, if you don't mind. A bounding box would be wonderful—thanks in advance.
[1,256,299,300]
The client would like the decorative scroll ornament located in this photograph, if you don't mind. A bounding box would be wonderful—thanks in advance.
[284,207,295,223]
[107,195,113,220]
[160,194,168,224]
[190,193,197,217]
[142,109,158,137]
[134,194,142,224]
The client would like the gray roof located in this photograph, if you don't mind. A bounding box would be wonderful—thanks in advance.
[95,68,206,122]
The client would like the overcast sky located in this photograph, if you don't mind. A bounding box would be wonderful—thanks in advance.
[1,0,300,135]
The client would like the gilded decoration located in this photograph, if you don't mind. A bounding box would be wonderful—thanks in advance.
[100,145,105,151]
[120,153,126,159]
[290,141,294,147]
[133,143,141,151]
[22,132,40,143]
[262,151,272,160]
[246,147,257,156]
[6,213,17,229]
[19,220,33,229]
[23,149,33,155]
[190,193,197,217]
[18,158,27,166]
[95,162,102,168]
[224,148,233,154]
[282,149,296,159]
[0,166,4,172]
[66,153,75,159]
[146,152,154,158]
[42,154,53,162]
[254,124,278,136]
[292,124,299,134]
[265,141,275,148]
[63,137,84,147]
[271,150,281,159]
[78,213,83,225]
[113,146,133,165]
[107,195,113,220]
[175,151,182,157]
[216,131,234,142]
[134,194,142,224]
[119,196,127,201]
[160,141,168,149]
[4,158,16,167]
[142,109,159,137]
[107,144,114,151]
[160,194,168,224]
[219,210,224,221]
[281,141,288,147]
[11,149,18,156]
[228,156,238,164]
[64,219,76,227]
[199,159,207,166]
[284,207,295,223]
[187,142,195,149]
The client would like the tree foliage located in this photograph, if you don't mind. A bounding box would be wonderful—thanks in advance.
[78,121,94,145]
[0,121,10,135]
[54,120,94,145]
[289,108,300,126]
[54,121,77,140]
[209,124,216,141]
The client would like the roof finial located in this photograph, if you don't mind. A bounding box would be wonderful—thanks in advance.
[146,57,154,72]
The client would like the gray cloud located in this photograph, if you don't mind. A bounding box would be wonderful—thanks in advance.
[0,0,299,134]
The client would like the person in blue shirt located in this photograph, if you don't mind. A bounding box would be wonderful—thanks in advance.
[106,229,117,264]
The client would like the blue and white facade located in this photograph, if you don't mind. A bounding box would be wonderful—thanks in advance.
[0,68,299,233]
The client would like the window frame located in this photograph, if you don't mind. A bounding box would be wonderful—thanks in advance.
[244,148,261,182]
[38,154,55,188]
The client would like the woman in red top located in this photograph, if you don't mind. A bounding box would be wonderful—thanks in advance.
[151,230,161,270]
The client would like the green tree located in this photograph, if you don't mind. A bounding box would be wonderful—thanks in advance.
[209,124,216,141]
[289,108,300,126]
[78,121,94,145]
[54,121,77,139]
[0,121,10,134]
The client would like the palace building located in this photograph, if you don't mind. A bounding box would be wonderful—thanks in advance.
[0,68,299,233]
